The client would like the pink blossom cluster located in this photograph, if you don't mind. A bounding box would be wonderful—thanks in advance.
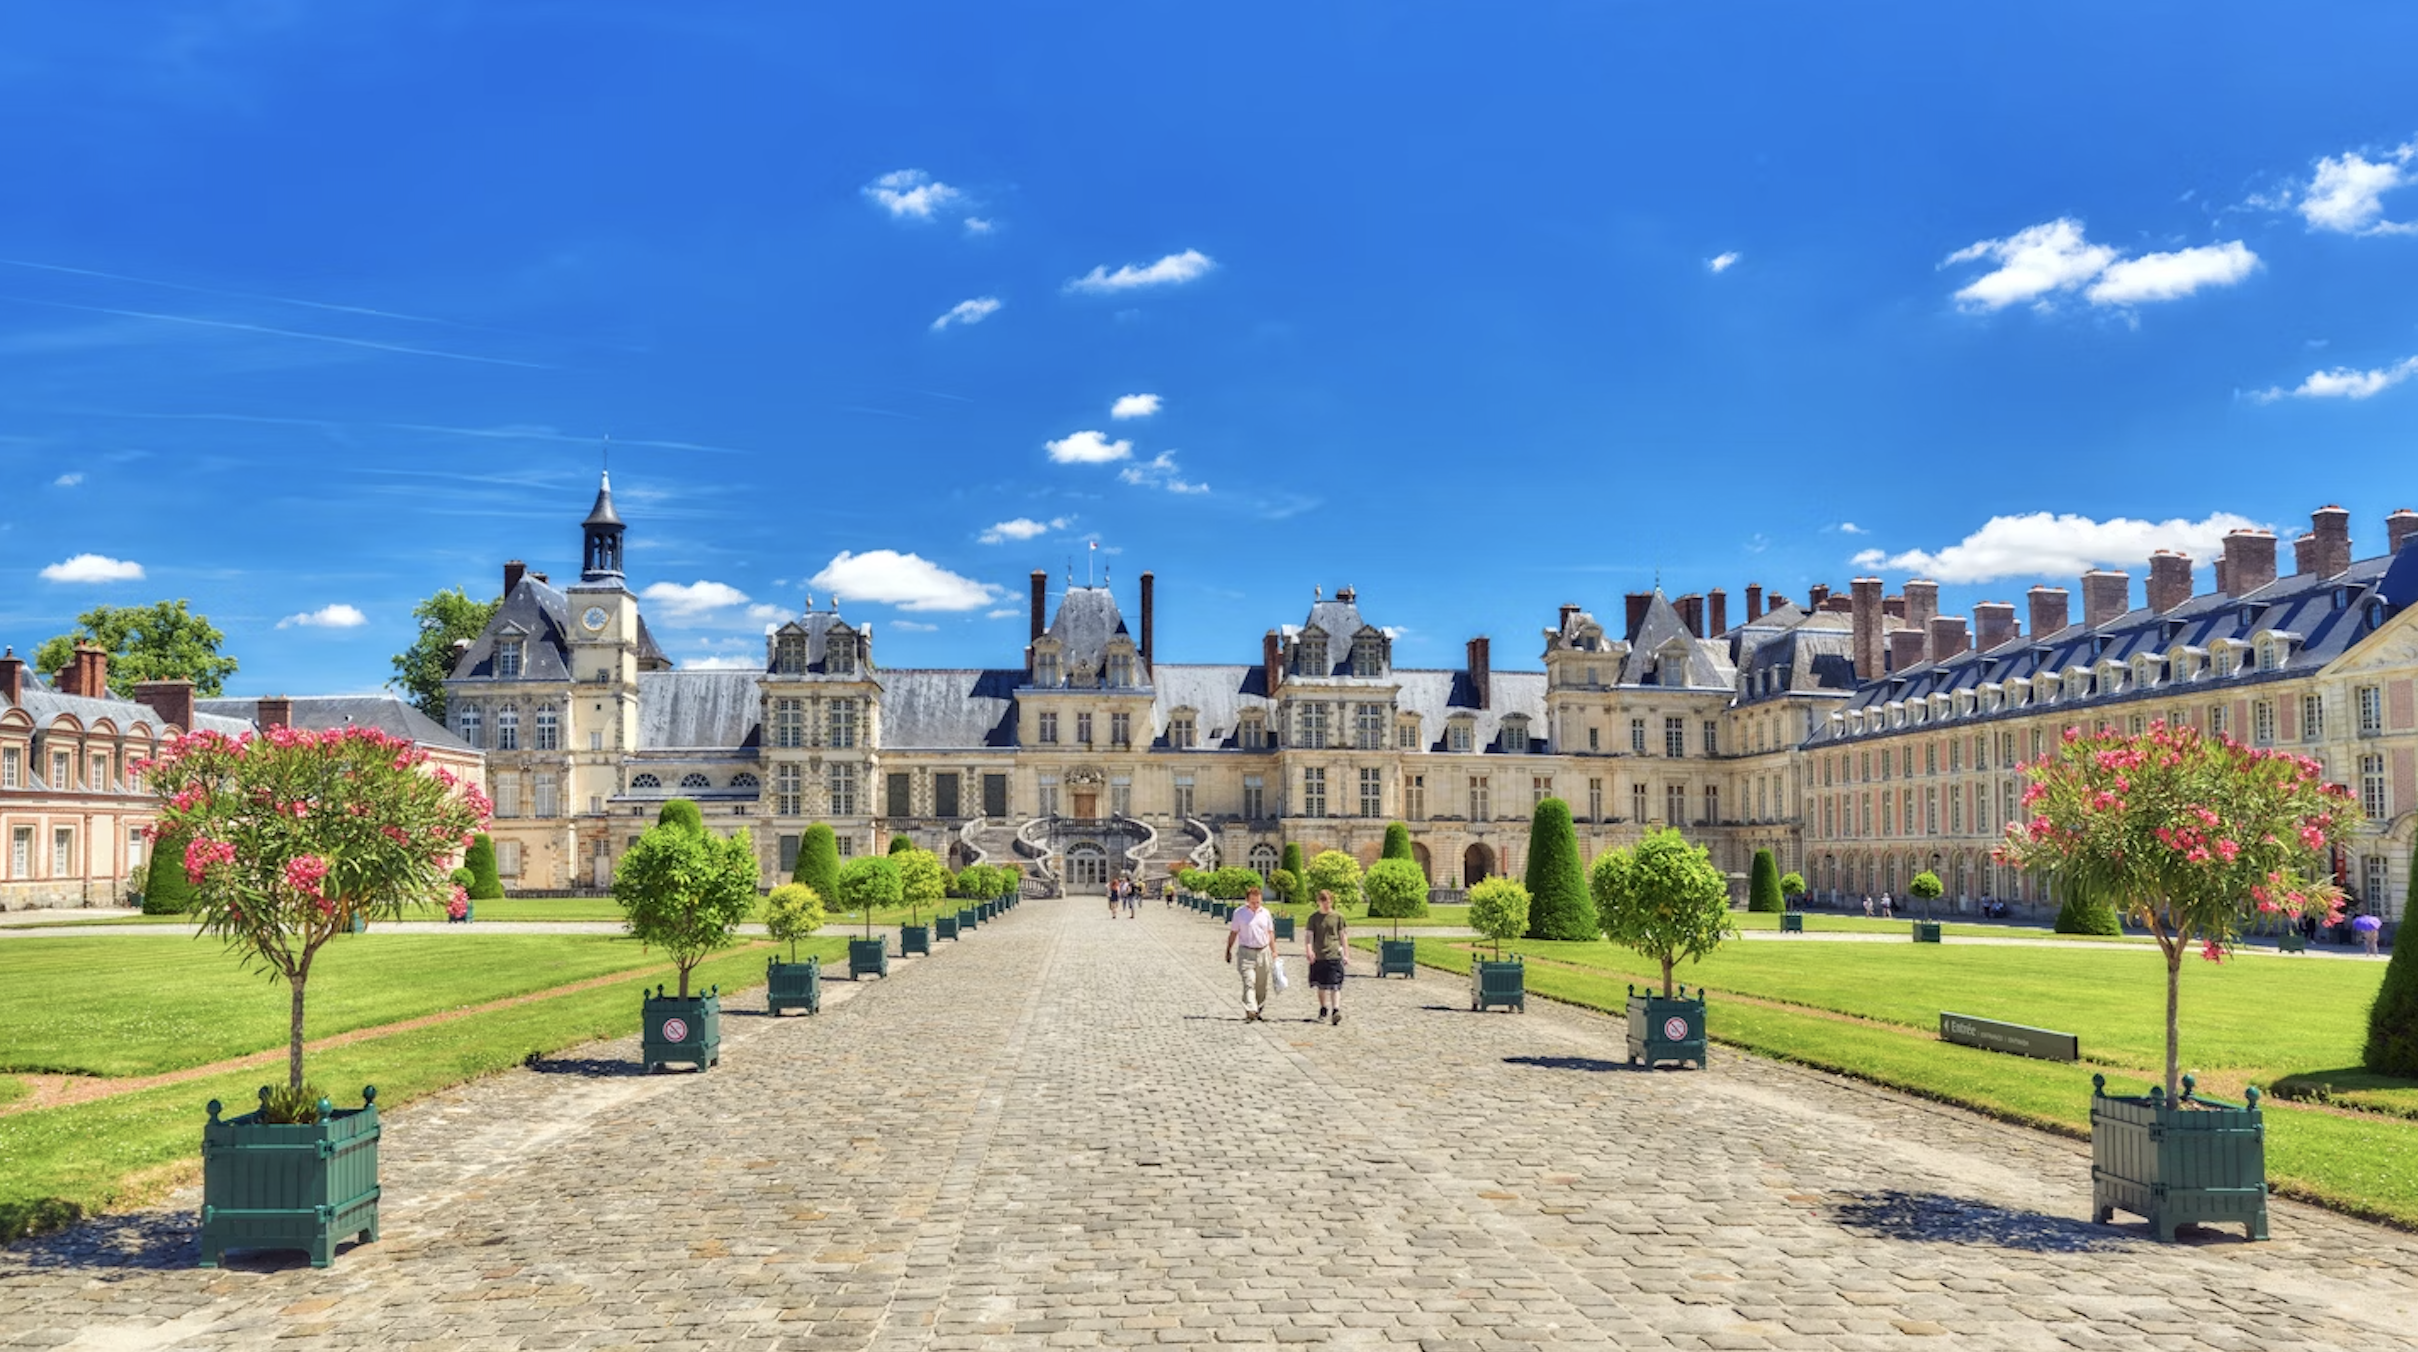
[283,854,330,895]
[183,836,237,884]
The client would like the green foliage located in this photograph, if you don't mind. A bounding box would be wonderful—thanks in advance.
[611,809,759,997]
[1305,849,1364,909]
[1175,868,1210,894]
[2378,848,2418,1074]
[388,587,499,722]
[1280,841,1305,884]
[1363,857,1430,927]
[141,826,196,914]
[1465,877,1531,957]
[657,799,706,835]
[796,823,840,901]
[763,883,827,963]
[1267,869,1299,908]
[36,600,239,699]
[1381,822,1415,864]
[949,864,989,899]
[1522,797,1596,939]
[836,855,904,936]
[255,1081,328,1126]
[1908,870,1944,903]
[1593,828,1734,997]
[463,833,504,900]
[1747,849,1785,913]
[889,833,916,855]
[449,866,475,890]
[988,863,1022,900]
[895,847,947,923]
[1202,866,1262,900]
[1779,871,1806,902]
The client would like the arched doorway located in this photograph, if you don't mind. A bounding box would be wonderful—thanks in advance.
[1065,843,1108,891]
[1411,842,1433,881]
[1248,842,1279,877]
[1463,842,1495,887]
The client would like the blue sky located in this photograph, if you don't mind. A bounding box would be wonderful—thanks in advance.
[4,3,2417,693]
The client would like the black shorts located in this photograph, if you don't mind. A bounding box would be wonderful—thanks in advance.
[1309,957,1346,990]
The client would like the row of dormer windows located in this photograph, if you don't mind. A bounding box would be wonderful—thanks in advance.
[1833,635,2305,739]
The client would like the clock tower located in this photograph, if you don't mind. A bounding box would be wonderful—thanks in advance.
[566,472,642,880]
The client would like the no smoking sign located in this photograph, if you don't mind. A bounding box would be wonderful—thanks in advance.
[1662,1016,1690,1041]
[660,1017,690,1043]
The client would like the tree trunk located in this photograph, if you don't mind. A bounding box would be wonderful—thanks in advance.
[288,972,309,1092]
[1662,955,1675,999]
[2165,943,2182,1100]
[678,960,692,998]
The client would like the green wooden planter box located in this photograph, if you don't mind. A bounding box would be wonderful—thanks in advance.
[901,924,931,956]
[1626,986,1708,1068]
[1212,903,1231,921]
[849,937,890,979]
[641,988,720,1071]
[1274,915,1296,941]
[2091,1073,2269,1241]
[2278,931,2308,953]
[1912,921,1942,943]
[346,911,367,935]
[958,906,980,931]
[766,957,821,1016]
[1377,938,1418,978]
[1470,957,1525,1012]
[936,915,959,941]
[198,1085,381,1269]
[1779,913,1804,934]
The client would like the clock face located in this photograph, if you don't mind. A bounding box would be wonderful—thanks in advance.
[582,606,608,632]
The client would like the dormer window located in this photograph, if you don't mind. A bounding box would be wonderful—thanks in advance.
[1168,710,1197,748]
[1108,651,1135,687]
[1298,635,1328,676]
[774,630,807,675]
[1350,632,1383,677]
[2257,637,2285,672]
[1239,712,1270,750]
[1034,649,1061,688]
[1447,718,1474,753]
[1396,715,1421,750]
[826,634,856,676]
[1502,716,1531,754]
[495,641,523,679]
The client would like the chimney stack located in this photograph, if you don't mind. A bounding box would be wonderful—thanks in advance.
[133,678,195,731]
[1765,593,1791,614]
[1745,584,1764,623]
[2147,551,2193,614]
[1928,615,1970,663]
[503,559,527,596]
[1707,589,1728,636]
[1674,594,1704,637]
[1851,578,1884,681]
[2390,508,2418,555]
[2028,585,2070,639]
[2081,569,2131,628]
[1889,629,1928,672]
[0,648,21,706]
[2311,505,2353,578]
[2220,529,2277,596]
[57,644,108,699]
[1558,603,1580,631]
[1262,632,1284,698]
[1882,594,1906,620]
[1624,592,1652,641]
[1807,583,1831,611]
[1903,579,1939,636]
[2292,534,2318,577]
[1028,570,1048,642]
[1973,602,2018,651]
[1823,594,1855,614]
[1139,571,1155,671]
[257,695,292,731]
[1466,636,1492,710]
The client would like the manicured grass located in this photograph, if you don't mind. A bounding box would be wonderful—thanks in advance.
[1184,898,1471,929]
[1730,911,2148,943]
[0,1077,23,1111]
[0,937,845,1245]
[0,935,687,1078]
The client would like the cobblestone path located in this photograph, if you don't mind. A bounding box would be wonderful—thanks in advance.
[6,897,2418,1350]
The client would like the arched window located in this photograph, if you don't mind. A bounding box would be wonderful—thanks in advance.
[680,773,711,789]
[1248,842,1279,877]
[730,772,759,789]
[631,773,661,789]
[495,704,520,751]
[457,705,482,749]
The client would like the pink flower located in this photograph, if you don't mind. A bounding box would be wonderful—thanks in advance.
[2201,940,2224,963]
[283,855,331,895]
[2215,839,2240,863]
[2300,824,2326,852]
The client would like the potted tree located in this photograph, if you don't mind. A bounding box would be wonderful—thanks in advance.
[1465,876,1530,1012]
[955,861,986,933]
[615,799,758,1073]
[1593,828,1732,1069]
[896,845,945,955]
[763,881,827,1015]
[1363,856,1428,977]
[2001,720,2354,1241]
[1298,849,1364,941]
[837,854,901,978]
[1908,870,1945,942]
[991,861,1022,909]
[140,723,488,1268]
[1779,870,1807,933]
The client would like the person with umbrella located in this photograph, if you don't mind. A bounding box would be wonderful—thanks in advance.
[2355,911,2384,956]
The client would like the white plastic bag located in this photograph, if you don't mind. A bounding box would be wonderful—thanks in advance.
[1272,956,1290,991]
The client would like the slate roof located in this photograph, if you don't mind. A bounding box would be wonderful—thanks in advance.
[879,669,1022,748]
[1620,591,1736,690]
[1150,664,1272,748]
[196,696,473,750]
[636,671,763,749]
[451,575,574,681]
[1730,610,1858,705]
[767,610,864,674]
[1042,587,1132,679]
[5,680,250,735]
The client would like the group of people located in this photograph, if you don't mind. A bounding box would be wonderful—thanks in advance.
[1105,874,1141,918]
[1220,885,1350,1024]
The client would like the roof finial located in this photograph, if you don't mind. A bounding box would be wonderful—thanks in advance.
[804,589,814,613]
[1314,585,1322,600]
[602,432,610,477]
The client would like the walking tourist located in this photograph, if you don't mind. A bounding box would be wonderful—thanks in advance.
[1879,892,1893,919]
[1306,888,1348,1025]
[2357,912,2383,955]
[1109,878,1121,920]
[1862,894,1874,917]
[1122,875,1138,918]
[1224,885,1278,1021]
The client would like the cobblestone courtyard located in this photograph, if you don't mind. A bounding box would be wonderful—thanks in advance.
[7,898,2418,1350]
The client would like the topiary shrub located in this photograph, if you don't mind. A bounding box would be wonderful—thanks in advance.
[1363,857,1430,930]
[796,823,840,903]
[1747,850,1784,913]
[1206,866,1263,900]
[1280,842,1305,888]
[1305,849,1364,910]
[2053,879,2122,936]
[2379,843,2418,1075]
[895,847,946,925]
[1267,869,1300,909]
[1522,797,1596,939]
[888,833,915,855]
[763,882,826,963]
[657,799,706,835]
[1779,871,1806,909]
[1467,877,1531,959]
[1382,822,1415,864]
[141,825,197,914]
[463,832,505,900]
[835,855,903,937]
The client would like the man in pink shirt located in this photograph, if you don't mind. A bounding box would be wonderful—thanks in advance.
[1223,885,1278,1021]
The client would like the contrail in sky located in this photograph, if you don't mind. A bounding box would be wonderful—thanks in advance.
[0,295,554,369]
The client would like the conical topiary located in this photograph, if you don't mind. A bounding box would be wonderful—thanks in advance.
[2051,877,2121,935]
[1747,849,1784,913]
[142,825,197,914]
[1382,822,1414,863]
[1522,797,1596,940]
[657,799,706,835]
[888,832,915,855]
[464,832,505,900]
[1281,841,1305,885]
[796,823,840,904]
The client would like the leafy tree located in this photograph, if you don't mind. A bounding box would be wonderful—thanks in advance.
[1205,866,1262,900]
[1381,822,1415,865]
[949,863,988,899]
[2380,842,2418,1074]
[763,883,826,963]
[1594,828,1734,997]
[1305,849,1365,910]
[1908,869,1944,919]
[1363,857,1430,931]
[1175,868,1210,894]
[1465,877,1530,959]
[1267,869,1300,909]
[988,862,1022,900]
[141,824,198,914]
[37,600,238,699]
[1747,849,1784,913]
[888,833,916,855]
[388,587,499,722]
[612,799,758,998]
[462,833,504,900]
[836,855,903,936]
[1280,841,1305,886]
[1779,871,1806,908]
[895,846,947,924]
[796,823,840,901]
[1522,797,1596,939]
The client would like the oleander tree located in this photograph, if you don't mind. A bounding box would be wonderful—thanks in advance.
[1465,876,1530,960]
[1593,828,1734,998]
[137,725,490,1091]
[836,855,903,937]
[1305,849,1365,911]
[763,882,826,963]
[1363,857,1430,935]
[1747,849,1784,913]
[1523,797,1597,939]
[1999,720,2356,1098]
[613,799,760,998]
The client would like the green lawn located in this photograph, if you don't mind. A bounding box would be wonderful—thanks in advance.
[1728,911,2148,943]
[0,936,846,1244]
[1183,898,1472,930]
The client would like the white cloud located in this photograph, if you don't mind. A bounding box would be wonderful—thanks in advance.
[277,603,367,629]
[40,553,143,583]
[744,603,787,623]
[1848,510,2265,584]
[1834,522,1868,535]
[681,655,760,671]
[1706,252,1740,274]
[639,579,751,620]
[892,620,939,632]
[1945,218,2117,311]
[1045,429,1132,464]
[2299,143,2417,235]
[862,169,964,221]
[979,516,1072,544]
[52,472,82,487]
[985,607,1020,619]
[809,550,1005,612]
[1065,248,1216,294]
[2084,242,2259,305]
[2254,355,2418,402]
[1110,393,1161,420]
[1119,451,1209,495]
[930,296,1002,332]
[963,217,995,235]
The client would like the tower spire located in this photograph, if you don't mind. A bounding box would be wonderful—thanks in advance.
[580,470,626,582]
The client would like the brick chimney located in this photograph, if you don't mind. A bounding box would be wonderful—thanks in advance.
[2390,508,2418,555]
[2081,569,2130,628]
[503,559,527,596]
[1807,583,1831,611]
[1973,602,2018,651]
[2147,551,2193,614]
[1674,594,1703,637]
[257,696,292,731]
[2292,533,2318,578]
[1765,593,1791,614]
[133,678,195,731]
[1707,589,1728,636]
[1028,570,1048,642]
[0,648,22,706]
[1624,592,1652,641]
[1138,571,1155,671]
[1851,577,1884,681]
[1823,594,1854,614]
[1903,579,1939,636]
[2221,529,2277,596]
[1262,631,1284,698]
[57,644,108,698]
[1745,584,1764,623]
[1889,628,1928,672]
[2028,585,2070,639]
[1928,615,1970,662]
[1466,636,1491,710]
[2310,505,2352,578]
[1882,594,1906,620]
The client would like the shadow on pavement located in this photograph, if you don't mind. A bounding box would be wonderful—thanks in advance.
[1830,1189,2130,1252]
[521,1055,650,1078]
[1,1209,200,1271]
[1503,1055,1639,1073]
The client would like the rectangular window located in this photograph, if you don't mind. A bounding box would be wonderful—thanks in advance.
[1077,712,1094,745]
[495,642,522,679]
[497,840,522,877]
[1587,777,1603,821]
[90,754,108,790]
[1298,703,1329,750]
[983,773,1008,817]
[1302,766,1327,818]
[1703,721,1718,756]
[1588,726,1600,752]
[1354,703,1385,750]
[775,764,802,816]
[127,825,145,870]
[828,700,859,749]
[1502,720,1530,754]
[2359,685,2385,736]
[835,834,855,859]
[534,773,558,820]
[1242,775,1266,819]
[828,764,858,816]
[1950,783,1964,834]
[2367,855,2391,909]
[778,833,801,872]
[53,751,71,788]
[2127,714,2145,737]
[1665,783,1687,823]
[887,772,912,818]
[2252,700,2275,746]
[1397,720,1419,750]
[0,747,16,787]
[1403,773,1426,819]
[9,827,28,879]
[1111,712,1131,748]
[2302,694,2325,742]
[773,699,804,748]
[2208,703,2230,737]
[1111,776,1133,817]
[1038,777,1059,817]
[1924,744,1938,776]
[1860,792,1873,836]
[535,706,560,751]
[1038,712,1059,744]
[1631,719,1647,754]
[1822,797,1835,838]
[1170,714,1196,748]
[1665,717,1686,758]
[495,706,519,752]
[51,827,74,876]
[1632,782,1648,821]
[1173,774,1195,818]
[1532,775,1551,809]
[1924,786,1938,835]
[495,776,521,819]
[1447,722,1472,753]
[1468,775,1491,821]
[2363,753,2388,822]
[934,773,961,819]
[1703,784,1718,824]
[1881,789,1893,837]
[1360,767,1383,818]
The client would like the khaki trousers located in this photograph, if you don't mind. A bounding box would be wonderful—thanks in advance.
[1235,946,1273,1014]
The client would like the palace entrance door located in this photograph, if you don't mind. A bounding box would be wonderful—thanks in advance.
[1065,843,1109,891]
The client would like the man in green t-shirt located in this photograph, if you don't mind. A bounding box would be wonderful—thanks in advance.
[1304,889,1349,1025]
